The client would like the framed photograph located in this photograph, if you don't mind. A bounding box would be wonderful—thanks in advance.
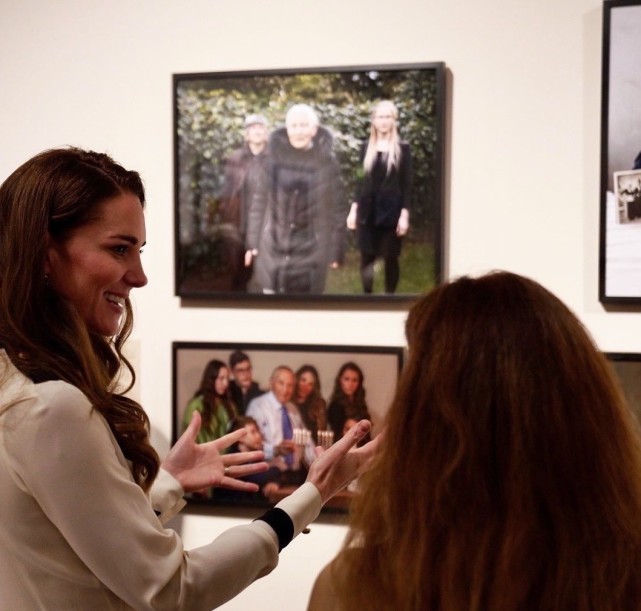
[606,352,641,422]
[173,62,446,302]
[172,341,403,510]
[599,0,641,303]
[613,170,641,224]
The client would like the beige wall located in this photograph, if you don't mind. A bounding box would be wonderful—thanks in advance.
[0,0,626,608]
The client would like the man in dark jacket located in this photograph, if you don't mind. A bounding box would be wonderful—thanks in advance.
[218,114,269,291]
[228,350,263,414]
[244,104,344,294]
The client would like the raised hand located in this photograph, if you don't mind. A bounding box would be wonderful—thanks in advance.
[305,420,381,503]
[161,411,269,493]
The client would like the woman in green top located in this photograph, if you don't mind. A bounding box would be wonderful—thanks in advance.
[182,359,237,446]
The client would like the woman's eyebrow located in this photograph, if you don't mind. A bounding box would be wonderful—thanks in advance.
[112,234,145,247]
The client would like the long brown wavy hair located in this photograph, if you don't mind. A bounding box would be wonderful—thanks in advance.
[192,359,236,430]
[0,147,159,491]
[333,271,641,610]
[329,362,367,411]
[294,364,327,442]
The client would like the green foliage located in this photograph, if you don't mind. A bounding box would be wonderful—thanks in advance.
[176,68,443,249]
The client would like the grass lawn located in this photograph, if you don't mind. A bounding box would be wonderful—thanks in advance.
[325,237,438,296]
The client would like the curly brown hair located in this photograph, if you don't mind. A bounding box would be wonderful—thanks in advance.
[0,147,159,491]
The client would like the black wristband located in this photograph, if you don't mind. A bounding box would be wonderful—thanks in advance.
[254,507,294,552]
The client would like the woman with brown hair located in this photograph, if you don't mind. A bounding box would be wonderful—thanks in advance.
[294,364,328,444]
[309,271,641,610]
[182,358,237,445]
[0,147,378,609]
[327,361,371,443]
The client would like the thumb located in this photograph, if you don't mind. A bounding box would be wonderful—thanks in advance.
[184,410,202,441]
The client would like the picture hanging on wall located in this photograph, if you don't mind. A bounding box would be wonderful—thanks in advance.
[599,0,641,303]
[173,62,446,303]
[172,341,403,511]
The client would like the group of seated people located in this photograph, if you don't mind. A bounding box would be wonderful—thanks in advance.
[181,350,373,501]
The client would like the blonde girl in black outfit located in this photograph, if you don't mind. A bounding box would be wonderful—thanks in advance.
[347,100,412,294]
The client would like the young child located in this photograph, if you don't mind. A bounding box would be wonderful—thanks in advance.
[227,416,283,498]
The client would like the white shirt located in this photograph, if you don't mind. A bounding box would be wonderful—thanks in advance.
[0,351,322,610]
[247,391,315,464]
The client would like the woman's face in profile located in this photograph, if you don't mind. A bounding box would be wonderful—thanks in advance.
[45,192,147,336]
[297,371,316,401]
[214,367,230,396]
[339,368,360,398]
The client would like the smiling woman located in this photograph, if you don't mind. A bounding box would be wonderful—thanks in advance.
[46,191,148,336]
[0,147,378,610]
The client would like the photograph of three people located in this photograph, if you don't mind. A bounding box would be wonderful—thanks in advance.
[173,62,446,301]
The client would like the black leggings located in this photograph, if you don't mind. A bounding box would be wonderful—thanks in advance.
[358,225,402,294]
[360,252,400,294]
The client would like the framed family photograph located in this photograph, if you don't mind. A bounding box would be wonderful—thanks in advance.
[173,62,446,302]
[172,341,404,510]
[599,0,641,303]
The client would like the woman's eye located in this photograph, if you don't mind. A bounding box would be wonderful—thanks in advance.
[113,245,128,255]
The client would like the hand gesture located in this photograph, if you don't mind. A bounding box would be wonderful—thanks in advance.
[161,411,268,493]
[306,420,381,503]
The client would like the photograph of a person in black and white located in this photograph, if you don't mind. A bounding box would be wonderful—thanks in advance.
[614,170,641,224]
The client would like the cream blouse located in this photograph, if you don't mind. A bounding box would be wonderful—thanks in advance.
[0,351,321,609]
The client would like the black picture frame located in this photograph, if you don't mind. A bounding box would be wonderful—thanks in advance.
[171,341,403,511]
[605,351,641,422]
[599,0,641,303]
[173,63,446,303]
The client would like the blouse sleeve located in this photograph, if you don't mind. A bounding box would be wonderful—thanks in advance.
[9,380,322,610]
[149,468,186,524]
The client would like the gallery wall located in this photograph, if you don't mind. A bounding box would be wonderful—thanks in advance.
[1,0,633,608]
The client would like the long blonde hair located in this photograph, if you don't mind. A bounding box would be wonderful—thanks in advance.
[333,271,641,610]
[363,100,401,175]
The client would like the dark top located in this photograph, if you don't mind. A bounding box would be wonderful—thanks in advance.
[229,380,263,415]
[219,144,268,238]
[355,141,412,228]
[327,397,371,443]
[246,125,346,294]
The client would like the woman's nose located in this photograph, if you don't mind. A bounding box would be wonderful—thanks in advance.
[125,258,148,288]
